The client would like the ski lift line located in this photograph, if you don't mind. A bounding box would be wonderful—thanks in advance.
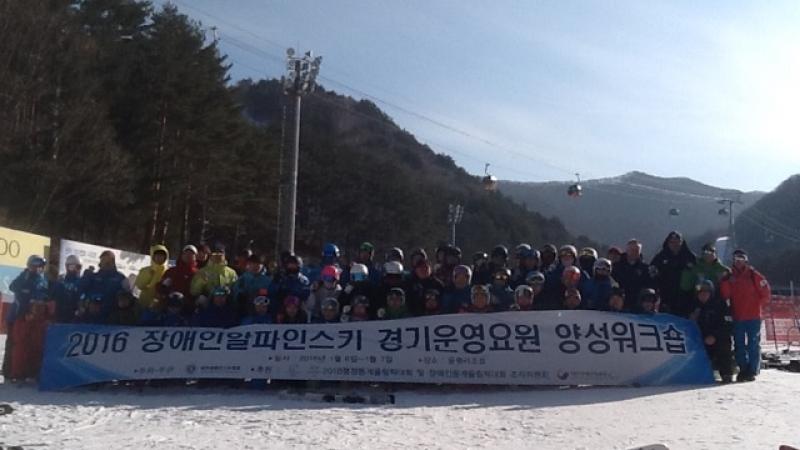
[743,206,800,237]
[175,5,588,178]
[738,214,800,244]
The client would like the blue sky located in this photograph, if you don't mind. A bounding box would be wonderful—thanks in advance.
[156,1,800,192]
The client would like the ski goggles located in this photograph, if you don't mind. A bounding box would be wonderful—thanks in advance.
[252,296,269,306]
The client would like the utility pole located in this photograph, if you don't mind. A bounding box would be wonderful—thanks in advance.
[717,197,742,261]
[277,48,322,254]
[447,204,464,246]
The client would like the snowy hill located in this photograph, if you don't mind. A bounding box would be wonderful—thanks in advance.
[499,171,764,253]
[1,335,799,449]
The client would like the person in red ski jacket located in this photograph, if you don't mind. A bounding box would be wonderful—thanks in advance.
[159,245,198,316]
[719,249,771,382]
[9,296,51,382]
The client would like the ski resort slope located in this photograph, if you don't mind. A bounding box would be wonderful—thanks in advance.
[1,335,799,450]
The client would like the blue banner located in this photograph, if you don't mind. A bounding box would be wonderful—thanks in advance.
[39,311,714,390]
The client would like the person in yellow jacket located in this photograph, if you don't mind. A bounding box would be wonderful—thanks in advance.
[135,245,170,309]
[190,243,238,299]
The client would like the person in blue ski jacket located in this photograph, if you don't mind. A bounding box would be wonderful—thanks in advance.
[269,254,311,312]
[583,258,619,310]
[231,253,272,317]
[442,265,472,314]
[51,254,90,323]
[8,255,49,326]
[80,250,129,317]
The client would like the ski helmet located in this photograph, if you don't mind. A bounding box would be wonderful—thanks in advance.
[514,284,534,299]
[321,265,340,281]
[387,247,405,262]
[452,265,473,283]
[322,243,340,258]
[472,251,489,264]
[491,245,509,259]
[167,292,184,308]
[559,245,578,259]
[321,297,340,312]
[383,261,404,276]
[387,287,406,304]
[470,284,490,303]
[349,263,369,281]
[352,295,370,307]
[580,247,598,259]
[593,258,612,272]
[26,255,46,268]
[514,244,532,258]
[525,271,546,285]
[65,254,82,267]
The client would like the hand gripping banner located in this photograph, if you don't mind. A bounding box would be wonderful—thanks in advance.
[39,311,714,390]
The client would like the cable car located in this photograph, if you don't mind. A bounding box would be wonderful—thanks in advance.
[669,208,680,216]
[567,173,582,198]
[482,163,498,191]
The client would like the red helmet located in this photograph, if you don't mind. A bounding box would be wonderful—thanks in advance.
[321,265,340,281]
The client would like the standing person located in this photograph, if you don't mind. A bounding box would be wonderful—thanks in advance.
[511,247,541,288]
[196,243,211,269]
[134,245,170,310]
[442,265,473,314]
[159,245,199,316]
[306,265,342,323]
[80,250,130,316]
[583,258,618,310]
[231,253,272,318]
[539,244,558,272]
[471,251,491,286]
[5,256,49,380]
[190,243,238,299]
[52,254,87,323]
[488,245,509,275]
[268,254,311,311]
[613,239,653,311]
[607,246,623,265]
[720,250,770,382]
[690,280,734,384]
[233,248,253,277]
[578,248,598,275]
[650,231,697,317]
[406,259,444,316]
[681,243,729,296]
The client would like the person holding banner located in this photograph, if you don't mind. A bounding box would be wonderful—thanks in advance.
[134,245,170,310]
[159,245,198,315]
[720,249,771,382]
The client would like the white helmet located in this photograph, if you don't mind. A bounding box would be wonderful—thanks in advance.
[593,257,612,272]
[65,254,82,267]
[383,261,404,275]
[350,263,369,277]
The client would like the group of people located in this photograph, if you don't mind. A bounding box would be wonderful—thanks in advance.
[2,231,771,384]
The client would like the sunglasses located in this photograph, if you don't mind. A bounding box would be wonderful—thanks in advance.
[253,298,269,306]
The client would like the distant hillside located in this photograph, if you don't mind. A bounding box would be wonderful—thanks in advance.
[735,174,800,285]
[500,172,764,256]
[233,79,595,257]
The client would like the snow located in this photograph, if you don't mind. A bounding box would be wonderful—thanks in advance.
[1,334,799,450]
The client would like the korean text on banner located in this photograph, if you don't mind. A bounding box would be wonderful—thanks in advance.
[39,311,715,390]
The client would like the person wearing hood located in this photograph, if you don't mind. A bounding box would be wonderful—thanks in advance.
[680,243,730,296]
[578,247,598,275]
[80,250,129,316]
[135,244,170,310]
[190,243,238,299]
[650,231,697,317]
[613,239,654,311]
[539,244,558,271]
[159,245,199,316]
[52,254,90,323]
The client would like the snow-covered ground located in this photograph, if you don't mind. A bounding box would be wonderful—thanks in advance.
[1,335,799,450]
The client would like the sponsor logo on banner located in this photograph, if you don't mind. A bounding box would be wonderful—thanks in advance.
[0,226,51,304]
[39,311,715,390]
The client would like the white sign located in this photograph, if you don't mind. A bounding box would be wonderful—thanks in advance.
[59,238,150,289]
[40,311,715,390]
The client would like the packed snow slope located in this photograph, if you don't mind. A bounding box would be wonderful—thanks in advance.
[1,335,799,450]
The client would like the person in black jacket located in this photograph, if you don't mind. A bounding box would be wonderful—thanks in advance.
[406,259,445,316]
[613,239,653,311]
[690,280,734,383]
[650,231,697,317]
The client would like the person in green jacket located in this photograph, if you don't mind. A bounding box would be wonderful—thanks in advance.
[190,243,238,298]
[134,244,169,309]
[680,243,730,293]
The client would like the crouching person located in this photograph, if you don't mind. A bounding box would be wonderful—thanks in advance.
[341,295,371,322]
[690,280,734,384]
[241,296,272,325]
[107,292,139,326]
[9,295,51,382]
[378,288,411,319]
